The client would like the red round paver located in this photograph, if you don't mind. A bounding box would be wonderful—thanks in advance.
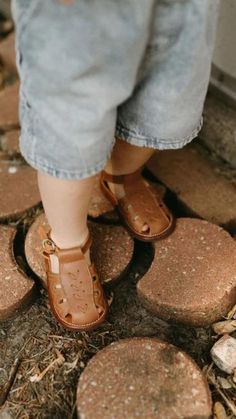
[0,226,37,322]
[24,213,134,287]
[137,218,236,326]
[77,337,212,419]
[88,174,118,222]
[0,162,41,221]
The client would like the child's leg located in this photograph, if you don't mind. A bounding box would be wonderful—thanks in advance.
[105,139,155,232]
[12,0,155,330]
[37,171,95,272]
[105,138,154,179]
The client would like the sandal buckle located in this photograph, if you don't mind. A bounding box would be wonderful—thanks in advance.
[42,238,57,254]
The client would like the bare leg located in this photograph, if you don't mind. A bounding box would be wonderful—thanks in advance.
[105,138,154,179]
[37,171,95,272]
[105,138,155,231]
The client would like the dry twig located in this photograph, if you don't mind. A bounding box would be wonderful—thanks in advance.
[29,350,65,383]
[0,357,21,406]
[208,371,236,416]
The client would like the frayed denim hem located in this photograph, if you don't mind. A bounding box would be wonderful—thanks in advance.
[115,117,203,150]
[19,133,116,180]
[20,153,109,179]
[19,147,113,180]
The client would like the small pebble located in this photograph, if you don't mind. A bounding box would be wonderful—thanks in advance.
[211,334,236,374]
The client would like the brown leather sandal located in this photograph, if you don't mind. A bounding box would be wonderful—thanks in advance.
[40,227,108,331]
[100,169,174,242]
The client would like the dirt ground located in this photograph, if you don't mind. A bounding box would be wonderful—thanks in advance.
[1,146,236,419]
[0,213,213,419]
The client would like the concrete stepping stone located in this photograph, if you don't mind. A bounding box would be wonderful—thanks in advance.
[137,218,236,326]
[0,32,17,75]
[0,161,41,221]
[88,174,166,222]
[24,213,134,287]
[0,225,37,322]
[77,337,212,419]
[147,145,236,231]
[0,129,20,156]
[88,175,117,221]
[0,82,19,131]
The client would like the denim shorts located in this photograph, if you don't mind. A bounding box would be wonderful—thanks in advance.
[12,0,219,180]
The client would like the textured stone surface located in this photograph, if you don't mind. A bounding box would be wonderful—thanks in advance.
[77,337,212,419]
[0,225,37,321]
[88,175,166,223]
[0,32,16,75]
[88,175,117,221]
[147,145,236,231]
[137,218,236,326]
[0,82,19,131]
[1,129,20,156]
[0,161,41,221]
[211,334,236,374]
[200,92,236,168]
[24,212,134,287]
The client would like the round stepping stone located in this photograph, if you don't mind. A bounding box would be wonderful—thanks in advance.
[77,337,212,419]
[0,82,19,131]
[24,213,134,287]
[88,175,118,222]
[0,161,41,221]
[0,225,37,322]
[88,175,166,223]
[137,218,236,326]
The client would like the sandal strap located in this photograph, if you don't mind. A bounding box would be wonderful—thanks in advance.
[38,225,92,257]
[100,169,171,236]
[119,177,170,234]
[100,168,142,185]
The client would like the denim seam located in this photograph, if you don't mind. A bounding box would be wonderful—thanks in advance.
[116,117,203,149]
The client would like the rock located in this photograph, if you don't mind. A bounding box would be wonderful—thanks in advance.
[0,161,41,221]
[147,145,236,232]
[77,337,212,419]
[0,82,19,131]
[1,129,20,156]
[200,92,236,169]
[0,225,37,322]
[211,334,236,374]
[137,218,236,326]
[24,212,134,287]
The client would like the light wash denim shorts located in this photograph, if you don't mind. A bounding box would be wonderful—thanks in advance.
[12,0,219,180]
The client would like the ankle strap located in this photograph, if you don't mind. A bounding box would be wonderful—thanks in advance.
[38,225,92,256]
[101,167,143,184]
